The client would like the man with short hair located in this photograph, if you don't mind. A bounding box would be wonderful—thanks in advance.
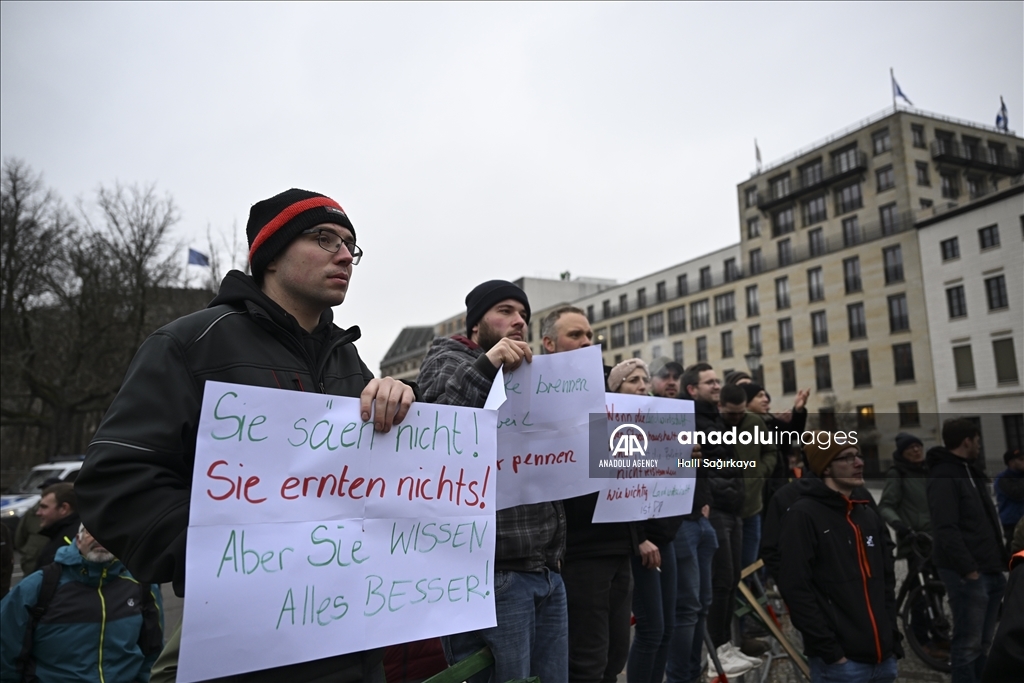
[0,524,163,682]
[540,305,593,354]
[649,357,683,399]
[77,188,415,682]
[927,419,1008,683]
[779,438,901,683]
[665,364,730,683]
[33,483,80,571]
[418,280,567,683]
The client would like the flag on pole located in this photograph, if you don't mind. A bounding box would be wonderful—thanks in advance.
[755,139,762,171]
[996,96,1009,132]
[188,248,210,267]
[891,74,913,106]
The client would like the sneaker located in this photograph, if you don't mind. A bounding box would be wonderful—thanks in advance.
[726,642,764,668]
[708,644,755,676]
[740,636,771,658]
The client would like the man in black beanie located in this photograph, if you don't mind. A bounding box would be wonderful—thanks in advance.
[77,188,415,682]
[418,281,571,683]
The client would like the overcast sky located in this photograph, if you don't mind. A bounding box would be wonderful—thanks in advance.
[2,2,1021,373]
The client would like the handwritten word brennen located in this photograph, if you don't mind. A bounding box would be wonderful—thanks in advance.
[535,374,588,394]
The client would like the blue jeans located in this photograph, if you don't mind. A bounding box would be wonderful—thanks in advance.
[938,569,1006,683]
[741,513,762,571]
[442,569,568,683]
[809,656,897,682]
[627,542,676,683]
[665,517,717,683]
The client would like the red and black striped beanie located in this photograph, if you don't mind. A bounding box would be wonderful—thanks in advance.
[246,188,356,280]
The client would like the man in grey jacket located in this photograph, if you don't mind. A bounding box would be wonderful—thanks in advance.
[418,280,569,683]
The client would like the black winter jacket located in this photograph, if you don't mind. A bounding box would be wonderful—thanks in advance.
[926,446,1008,576]
[778,477,899,665]
[77,271,389,683]
[563,492,639,560]
[693,400,744,514]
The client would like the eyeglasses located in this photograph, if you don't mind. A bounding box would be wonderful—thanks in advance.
[302,228,363,264]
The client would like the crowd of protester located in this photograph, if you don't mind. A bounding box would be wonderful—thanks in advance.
[2,188,1021,683]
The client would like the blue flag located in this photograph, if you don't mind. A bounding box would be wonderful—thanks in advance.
[996,97,1008,132]
[892,75,913,106]
[188,248,210,267]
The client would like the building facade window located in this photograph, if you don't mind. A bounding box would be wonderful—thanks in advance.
[721,330,734,358]
[714,292,736,324]
[809,227,825,257]
[986,275,1009,310]
[724,258,739,282]
[747,216,761,239]
[801,159,824,187]
[940,237,959,261]
[915,161,930,186]
[994,338,1020,384]
[628,317,644,345]
[852,350,872,387]
[668,305,686,334]
[691,299,710,329]
[746,285,759,317]
[745,186,758,208]
[802,195,827,225]
[748,325,762,354]
[637,287,647,309]
[832,145,860,174]
[946,285,967,318]
[940,171,959,199]
[633,350,642,359]
[778,238,793,267]
[770,173,792,200]
[815,355,832,390]
[953,345,975,388]
[899,401,920,427]
[619,293,628,314]
[893,343,915,382]
[603,300,611,319]
[872,128,891,155]
[1004,414,1024,451]
[781,360,797,394]
[888,294,910,332]
[911,124,925,148]
[673,341,683,365]
[876,165,895,192]
[696,336,708,362]
[775,276,791,309]
[842,216,861,246]
[656,281,666,303]
[586,305,594,323]
[879,203,899,235]
[677,274,688,297]
[811,310,829,345]
[979,225,1000,249]
[843,257,862,293]
[836,183,863,214]
[648,311,665,339]
[749,249,764,274]
[700,266,712,290]
[967,176,986,199]
[808,267,825,302]
[883,245,904,283]
[773,207,795,237]
[847,302,867,339]
[778,318,794,352]
[610,323,625,348]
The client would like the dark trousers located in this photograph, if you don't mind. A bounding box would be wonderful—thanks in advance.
[563,555,633,683]
[938,569,1006,683]
[627,543,676,683]
[708,509,742,648]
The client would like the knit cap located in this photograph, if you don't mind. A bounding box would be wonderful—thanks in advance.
[247,188,355,280]
[464,280,530,337]
[804,433,858,476]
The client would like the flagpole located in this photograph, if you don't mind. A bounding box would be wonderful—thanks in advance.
[890,67,896,112]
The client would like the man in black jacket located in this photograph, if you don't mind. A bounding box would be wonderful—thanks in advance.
[77,189,415,683]
[927,419,1008,683]
[778,436,901,683]
[33,483,80,571]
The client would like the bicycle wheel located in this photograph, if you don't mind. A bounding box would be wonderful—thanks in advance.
[901,583,952,673]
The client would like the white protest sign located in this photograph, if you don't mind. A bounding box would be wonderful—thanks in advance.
[591,393,697,523]
[488,345,606,509]
[178,382,496,682]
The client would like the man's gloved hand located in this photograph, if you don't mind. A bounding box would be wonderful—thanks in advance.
[891,520,912,540]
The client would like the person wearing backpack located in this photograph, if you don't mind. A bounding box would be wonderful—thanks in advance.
[0,524,163,682]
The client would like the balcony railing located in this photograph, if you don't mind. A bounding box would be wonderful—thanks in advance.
[756,151,868,211]
[931,140,1024,175]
